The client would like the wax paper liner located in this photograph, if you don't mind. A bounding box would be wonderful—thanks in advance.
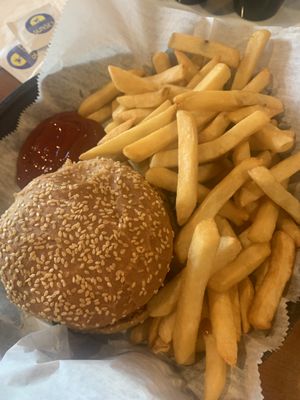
[0,1,300,399]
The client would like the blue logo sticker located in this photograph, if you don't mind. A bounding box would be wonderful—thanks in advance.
[7,45,38,70]
[25,13,55,35]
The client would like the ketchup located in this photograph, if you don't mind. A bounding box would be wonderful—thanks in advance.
[17,111,105,188]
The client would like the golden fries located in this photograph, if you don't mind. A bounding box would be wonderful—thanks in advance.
[249,231,295,329]
[109,65,156,94]
[158,310,176,344]
[187,56,219,89]
[250,124,295,153]
[247,198,279,243]
[232,30,271,90]
[169,33,240,68]
[175,158,262,262]
[243,68,271,92]
[87,104,112,123]
[117,88,169,109]
[123,120,178,163]
[197,111,269,164]
[147,272,183,317]
[152,52,171,73]
[173,219,220,365]
[248,166,300,223]
[77,28,300,399]
[208,242,271,292]
[239,278,254,334]
[101,118,135,143]
[198,112,230,143]
[174,50,198,81]
[176,111,198,225]
[175,90,283,113]
[79,81,120,116]
[277,212,300,247]
[204,332,227,400]
[208,289,237,366]
[193,63,231,91]
[80,104,176,159]
[229,286,242,342]
[238,152,300,207]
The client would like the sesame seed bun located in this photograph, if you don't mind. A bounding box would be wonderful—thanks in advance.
[0,158,173,332]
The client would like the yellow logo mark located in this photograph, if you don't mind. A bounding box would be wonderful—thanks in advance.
[10,53,27,67]
[29,15,46,26]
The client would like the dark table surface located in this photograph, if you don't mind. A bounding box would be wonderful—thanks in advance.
[1,66,300,400]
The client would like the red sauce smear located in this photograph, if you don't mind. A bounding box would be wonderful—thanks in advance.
[17,111,105,188]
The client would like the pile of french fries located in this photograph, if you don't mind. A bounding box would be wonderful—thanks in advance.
[78,30,300,400]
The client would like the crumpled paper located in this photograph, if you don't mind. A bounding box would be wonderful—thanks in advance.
[0,0,300,399]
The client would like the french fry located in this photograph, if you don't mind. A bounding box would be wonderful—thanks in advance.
[232,30,271,90]
[130,319,152,344]
[215,215,237,239]
[117,88,169,109]
[198,112,231,143]
[111,99,119,113]
[194,111,218,130]
[208,289,238,366]
[239,278,254,334]
[164,84,191,98]
[114,108,153,124]
[248,166,300,223]
[227,105,278,124]
[243,68,272,93]
[208,242,271,292]
[238,151,300,207]
[253,259,269,291]
[148,317,161,347]
[173,219,220,365]
[108,65,156,94]
[174,50,198,81]
[204,332,227,400]
[175,157,263,262]
[147,272,183,317]
[176,111,198,225]
[152,337,170,354]
[187,57,219,89]
[112,104,126,120]
[101,118,135,143]
[104,120,119,133]
[238,227,252,249]
[158,310,177,344]
[213,236,242,275]
[198,162,226,183]
[229,285,242,342]
[168,33,240,68]
[123,121,178,163]
[249,124,295,153]
[218,200,249,226]
[249,231,295,329]
[277,212,300,247]
[232,141,251,165]
[146,64,186,87]
[175,90,283,113]
[144,99,172,121]
[152,52,171,73]
[78,81,120,116]
[193,63,231,91]
[151,111,269,166]
[80,104,176,159]
[247,198,279,243]
[87,104,112,123]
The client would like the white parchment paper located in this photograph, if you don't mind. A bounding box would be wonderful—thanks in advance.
[0,0,300,399]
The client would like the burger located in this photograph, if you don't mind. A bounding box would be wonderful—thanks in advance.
[0,158,174,333]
